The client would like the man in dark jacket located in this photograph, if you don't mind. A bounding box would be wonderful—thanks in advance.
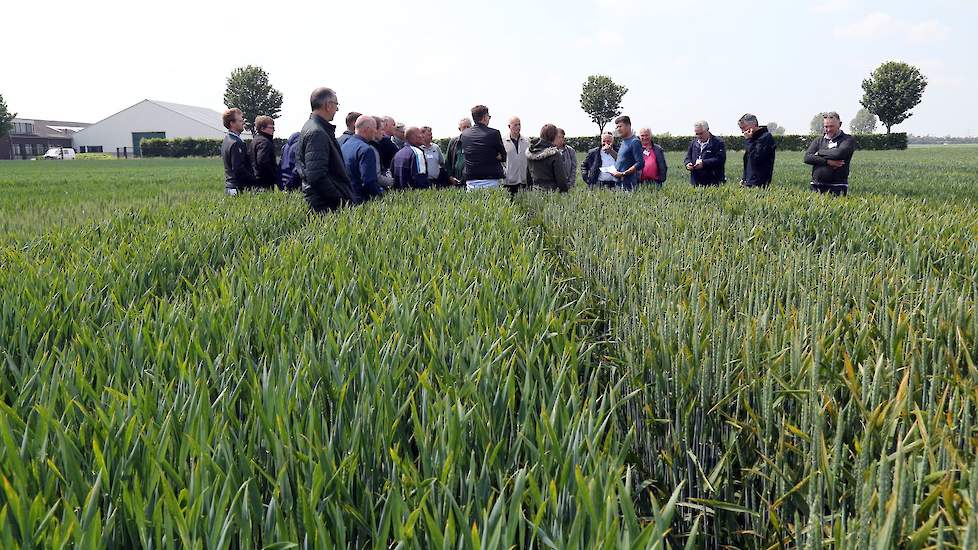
[684,120,726,186]
[279,132,301,191]
[526,123,569,192]
[375,117,400,171]
[341,115,384,201]
[445,117,471,187]
[460,104,506,190]
[392,127,429,189]
[336,111,361,147]
[249,115,278,191]
[296,87,358,212]
[804,111,855,196]
[738,114,776,188]
[582,132,618,187]
[221,108,257,194]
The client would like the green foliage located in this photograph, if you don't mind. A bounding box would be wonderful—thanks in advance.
[2,150,978,546]
[810,113,826,135]
[223,65,284,134]
[0,93,15,138]
[850,108,878,134]
[142,137,289,158]
[580,75,628,136]
[861,61,928,133]
[767,122,786,136]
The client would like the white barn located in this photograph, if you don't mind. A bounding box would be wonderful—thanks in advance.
[72,99,227,156]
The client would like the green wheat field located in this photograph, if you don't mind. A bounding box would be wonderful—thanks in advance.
[1,147,977,548]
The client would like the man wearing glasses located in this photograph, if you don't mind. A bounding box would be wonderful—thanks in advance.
[460,104,506,190]
[684,120,727,186]
[250,115,278,191]
[296,87,358,212]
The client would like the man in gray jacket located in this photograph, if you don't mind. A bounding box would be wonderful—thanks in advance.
[503,116,529,194]
[554,128,577,189]
[296,87,357,213]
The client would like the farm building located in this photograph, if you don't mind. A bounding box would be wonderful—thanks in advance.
[0,118,90,160]
[71,99,227,156]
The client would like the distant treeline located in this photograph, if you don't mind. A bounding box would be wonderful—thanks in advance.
[908,135,978,145]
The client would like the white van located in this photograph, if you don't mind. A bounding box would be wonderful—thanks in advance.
[43,147,76,160]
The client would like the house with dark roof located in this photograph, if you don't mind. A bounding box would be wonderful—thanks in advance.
[1,118,91,160]
[71,99,228,156]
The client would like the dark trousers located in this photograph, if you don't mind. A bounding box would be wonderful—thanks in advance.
[639,180,663,190]
[811,183,848,196]
[304,191,343,214]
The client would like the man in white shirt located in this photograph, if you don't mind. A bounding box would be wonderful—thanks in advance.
[502,116,529,194]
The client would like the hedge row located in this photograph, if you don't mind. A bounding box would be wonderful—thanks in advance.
[140,137,289,158]
[141,133,907,158]
[563,132,907,153]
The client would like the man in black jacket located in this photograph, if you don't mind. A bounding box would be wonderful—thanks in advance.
[460,104,506,190]
[804,111,855,196]
[249,115,278,191]
[221,108,257,194]
[738,114,776,188]
[296,88,357,213]
[684,120,726,186]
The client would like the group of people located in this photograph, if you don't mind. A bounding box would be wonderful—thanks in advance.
[221,86,858,213]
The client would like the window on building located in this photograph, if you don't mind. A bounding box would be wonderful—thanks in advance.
[13,122,35,135]
[13,144,21,157]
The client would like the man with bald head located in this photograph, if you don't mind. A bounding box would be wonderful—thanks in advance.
[392,126,429,189]
[341,115,384,202]
[502,116,529,193]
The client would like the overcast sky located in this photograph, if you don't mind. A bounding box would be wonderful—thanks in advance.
[3,0,975,138]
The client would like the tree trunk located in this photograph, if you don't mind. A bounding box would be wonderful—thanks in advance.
[886,124,892,134]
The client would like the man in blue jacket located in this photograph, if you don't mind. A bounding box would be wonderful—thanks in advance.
[684,121,726,186]
[610,115,644,191]
[279,132,301,191]
[738,114,776,188]
[341,115,384,202]
[392,127,429,189]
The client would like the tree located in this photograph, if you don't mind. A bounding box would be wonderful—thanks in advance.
[223,65,284,134]
[850,108,877,134]
[0,93,15,139]
[809,113,825,135]
[860,61,927,133]
[766,122,786,136]
[580,75,628,137]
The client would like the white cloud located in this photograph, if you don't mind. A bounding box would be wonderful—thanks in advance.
[836,11,950,44]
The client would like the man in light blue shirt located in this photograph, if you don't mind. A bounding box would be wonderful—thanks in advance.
[611,115,644,190]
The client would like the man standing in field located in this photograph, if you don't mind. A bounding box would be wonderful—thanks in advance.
[337,111,361,147]
[420,126,446,187]
[738,114,776,188]
[610,116,645,191]
[582,132,618,188]
[221,108,258,195]
[446,118,471,187]
[804,111,856,196]
[296,87,357,213]
[249,115,278,191]
[684,120,726,186]
[502,116,529,194]
[341,115,384,202]
[393,127,430,189]
[376,117,400,172]
[461,105,506,190]
[554,128,578,190]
